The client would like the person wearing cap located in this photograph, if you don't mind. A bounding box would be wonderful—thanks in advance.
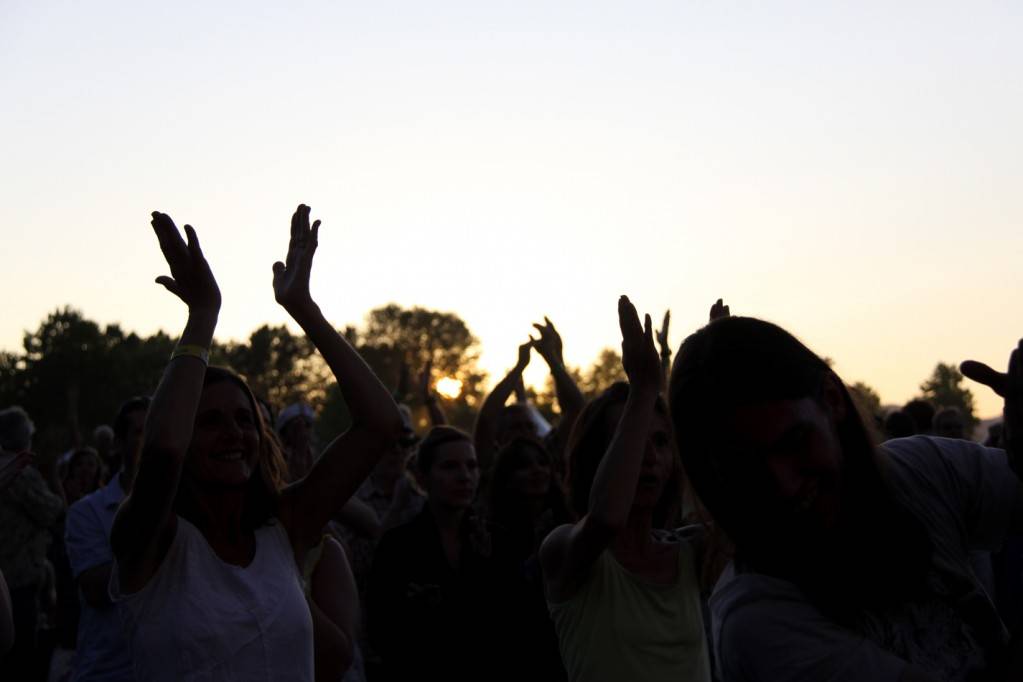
[277,403,316,482]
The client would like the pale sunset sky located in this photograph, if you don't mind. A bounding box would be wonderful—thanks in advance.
[1,1,1021,418]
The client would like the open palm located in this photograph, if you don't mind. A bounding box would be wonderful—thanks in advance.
[273,204,320,310]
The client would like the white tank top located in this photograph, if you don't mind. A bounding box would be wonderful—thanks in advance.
[112,516,314,681]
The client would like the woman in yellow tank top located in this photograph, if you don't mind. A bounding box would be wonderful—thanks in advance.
[539,296,711,682]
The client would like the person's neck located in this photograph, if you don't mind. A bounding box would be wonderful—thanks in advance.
[430,501,466,534]
[523,495,546,521]
[188,485,249,545]
[611,509,655,557]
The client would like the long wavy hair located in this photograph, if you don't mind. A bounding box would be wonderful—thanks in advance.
[487,437,572,532]
[565,382,682,530]
[175,366,289,532]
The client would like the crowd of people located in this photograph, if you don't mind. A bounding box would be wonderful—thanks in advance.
[0,203,1021,682]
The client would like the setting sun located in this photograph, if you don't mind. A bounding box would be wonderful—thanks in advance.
[435,376,463,400]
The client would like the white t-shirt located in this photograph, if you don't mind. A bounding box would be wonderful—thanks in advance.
[711,436,1019,682]
[111,516,314,681]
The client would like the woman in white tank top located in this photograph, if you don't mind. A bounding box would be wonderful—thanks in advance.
[110,205,403,681]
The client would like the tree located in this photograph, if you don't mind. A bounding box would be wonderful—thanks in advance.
[215,324,331,413]
[580,348,627,398]
[848,381,883,425]
[7,308,173,454]
[918,362,978,433]
[320,305,487,435]
[531,347,626,421]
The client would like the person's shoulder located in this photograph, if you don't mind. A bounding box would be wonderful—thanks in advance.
[66,491,99,528]
[881,434,1003,493]
[882,434,993,465]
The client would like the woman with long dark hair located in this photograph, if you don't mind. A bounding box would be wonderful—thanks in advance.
[539,297,710,682]
[110,205,402,681]
[670,315,1023,681]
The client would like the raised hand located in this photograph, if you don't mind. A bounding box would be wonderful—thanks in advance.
[709,298,730,322]
[151,212,221,313]
[962,339,1022,462]
[531,317,565,368]
[273,204,321,312]
[619,296,661,393]
[515,339,534,372]
[655,310,671,359]
[418,359,434,399]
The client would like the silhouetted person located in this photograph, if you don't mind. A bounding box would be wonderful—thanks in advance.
[65,396,149,681]
[540,298,710,682]
[933,406,967,440]
[0,406,64,682]
[904,399,936,436]
[368,426,503,682]
[110,205,402,681]
[884,410,916,440]
[672,315,1023,681]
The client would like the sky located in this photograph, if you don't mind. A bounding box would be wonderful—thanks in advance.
[1,1,1021,418]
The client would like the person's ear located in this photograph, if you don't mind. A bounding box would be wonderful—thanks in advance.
[820,373,848,423]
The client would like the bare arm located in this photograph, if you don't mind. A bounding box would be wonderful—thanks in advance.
[532,317,584,461]
[541,297,661,602]
[335,496,381,540]
[474,341,532,471]
[309,537,358,681]
[110,213,221,593]
[419,360,447,426]
[656,310,671,387]
[275,206,404,551]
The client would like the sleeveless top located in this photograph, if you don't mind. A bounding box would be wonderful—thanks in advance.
[549,540,711,682]
[111,516,314,681]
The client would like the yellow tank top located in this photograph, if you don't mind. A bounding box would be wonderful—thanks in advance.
[548,541,711,682]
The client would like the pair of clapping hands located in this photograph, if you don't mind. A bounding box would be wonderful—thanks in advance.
[150,204,320,319]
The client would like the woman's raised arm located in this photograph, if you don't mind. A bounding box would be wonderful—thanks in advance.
[275,205,404,551]
[111,212,221,592]
[540,296,661,602]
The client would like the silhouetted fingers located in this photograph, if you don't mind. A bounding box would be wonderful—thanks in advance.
[1009,346,1022,399]
[183,224,206,260]
[618,295,643,341]
[960,360,1007,397]
[151,212,187,259]
[290,205,303,243]
[155,276,185,301]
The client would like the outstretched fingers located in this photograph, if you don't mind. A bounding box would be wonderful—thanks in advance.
[618,295,643,341]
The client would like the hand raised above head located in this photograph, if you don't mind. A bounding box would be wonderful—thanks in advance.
[618,296,661,393]
[418,359,434,396]
[531,316,565,367]
[150,212,221,313]
[515,339,534,372]
[962,339,1022,459]
[655,310,671,356]
[273,204,321,312]
[709,298,730,322]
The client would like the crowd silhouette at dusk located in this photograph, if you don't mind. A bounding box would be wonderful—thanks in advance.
[1,204,1021,682]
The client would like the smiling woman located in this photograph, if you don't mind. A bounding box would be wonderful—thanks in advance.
[108,205,403,682]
